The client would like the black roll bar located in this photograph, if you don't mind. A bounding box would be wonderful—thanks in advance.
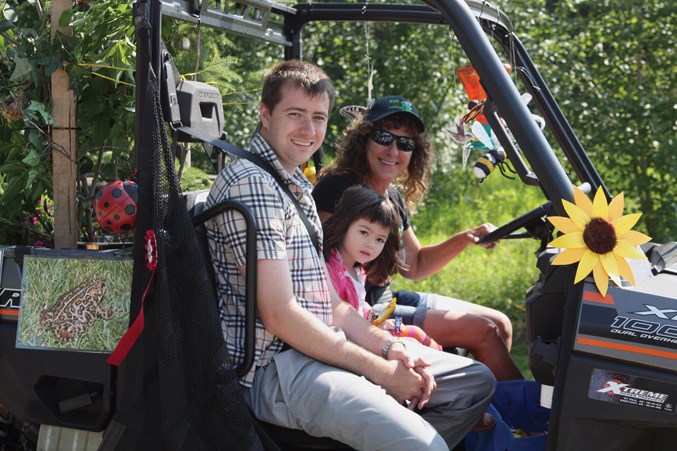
[192,200,258,378]
[427,0,573,211]
[283,1,594,212]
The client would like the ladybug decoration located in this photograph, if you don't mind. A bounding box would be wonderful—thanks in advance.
[94,180,138,233]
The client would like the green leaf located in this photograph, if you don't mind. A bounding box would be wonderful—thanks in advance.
[0,19,13,32]
[27,129,44,149]
[58,8,75,28]
[22,149,42,166]
[26,168,39,189]
[0,161,26,175]
[9,57,31,81]
[26,101,55,125]
[35,56,63,77]
[0,173,27,205]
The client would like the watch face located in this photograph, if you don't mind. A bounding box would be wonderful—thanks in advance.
[371,297,397,326]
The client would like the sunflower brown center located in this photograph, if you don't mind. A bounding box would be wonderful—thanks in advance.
[583,218,617,254]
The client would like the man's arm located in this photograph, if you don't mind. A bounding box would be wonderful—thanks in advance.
[255,258,431,407]
[324,266,435,409]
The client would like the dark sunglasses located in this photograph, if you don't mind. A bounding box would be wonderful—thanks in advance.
[370,129,417,152]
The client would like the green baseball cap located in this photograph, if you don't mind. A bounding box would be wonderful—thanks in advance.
[365,95,425,131]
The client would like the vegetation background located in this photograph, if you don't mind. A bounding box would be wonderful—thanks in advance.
[1,0,675,374]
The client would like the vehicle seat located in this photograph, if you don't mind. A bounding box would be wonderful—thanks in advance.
[184,190,353,451]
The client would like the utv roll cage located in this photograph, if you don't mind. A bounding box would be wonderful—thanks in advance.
[133,2,676,449]
[148,0,607,208]
[1,1,675,450]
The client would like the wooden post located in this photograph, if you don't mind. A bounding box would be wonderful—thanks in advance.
[50,0,78,248]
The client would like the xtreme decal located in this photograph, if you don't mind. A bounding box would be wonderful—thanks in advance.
[589,369,676,413]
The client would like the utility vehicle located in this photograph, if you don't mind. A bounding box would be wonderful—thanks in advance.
[1,0,675,450]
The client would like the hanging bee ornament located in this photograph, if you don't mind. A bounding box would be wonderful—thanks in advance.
[449,64,545,182]
[474,148,507,179]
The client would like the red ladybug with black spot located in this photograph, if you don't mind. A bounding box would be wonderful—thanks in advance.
[94,180,138,233]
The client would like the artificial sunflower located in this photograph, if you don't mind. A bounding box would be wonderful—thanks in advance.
[547,186,651,296]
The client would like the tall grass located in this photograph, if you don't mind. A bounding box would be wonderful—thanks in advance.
[392,169,547,376]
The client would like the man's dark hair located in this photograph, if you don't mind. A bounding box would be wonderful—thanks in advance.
[261,60,336,112]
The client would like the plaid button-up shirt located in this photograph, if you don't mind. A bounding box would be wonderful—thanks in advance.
[205,133,332,387]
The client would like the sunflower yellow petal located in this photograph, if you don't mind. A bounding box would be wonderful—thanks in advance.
[613,213,642,236]
[614,241,646,260]
[600,252,619,278]
[608,192,624,222]
[550,232,585,249]
[573,186,594,218]
[562,199,591,228]
[592,186,609,219]
[547,216,583,233]
[618,230,651,246]
[574,249,598,284]
[593,263,609,297]
[610,273,622,288]
[552,247,586,265]
[615,255,636,286]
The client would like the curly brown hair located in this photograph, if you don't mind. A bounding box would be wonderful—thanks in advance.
[322,186,404,286]
[322,113,432,210]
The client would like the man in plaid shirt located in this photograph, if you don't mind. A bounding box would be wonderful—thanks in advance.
[205,60,495,450]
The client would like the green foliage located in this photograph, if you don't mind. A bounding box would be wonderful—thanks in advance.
[0,0,138,243]
[0,1,233,243]
[2,0,672,337]
[66,0,136,178]
[393,173,544,327]
[177,162,213,192]
[495,0,676,241]
[1,1,55,243]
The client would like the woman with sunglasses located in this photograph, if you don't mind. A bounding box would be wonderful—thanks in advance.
[313,95,523,381]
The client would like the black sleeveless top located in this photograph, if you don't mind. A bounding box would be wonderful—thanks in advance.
[312,173,411,232]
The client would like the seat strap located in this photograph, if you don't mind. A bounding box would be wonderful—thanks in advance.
[177,125,321,256]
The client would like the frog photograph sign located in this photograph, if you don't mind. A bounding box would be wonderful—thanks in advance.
[16,254,132,352]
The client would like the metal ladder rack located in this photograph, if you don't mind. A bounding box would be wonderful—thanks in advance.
[159,0,295,46]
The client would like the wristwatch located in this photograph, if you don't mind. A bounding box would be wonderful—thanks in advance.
[381,337,405,359]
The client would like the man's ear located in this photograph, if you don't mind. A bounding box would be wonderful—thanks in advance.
[259,102,270,130]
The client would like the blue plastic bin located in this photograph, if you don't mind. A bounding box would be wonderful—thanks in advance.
[465,380,550,451]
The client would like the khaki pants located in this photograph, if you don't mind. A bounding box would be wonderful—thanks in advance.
[245,337,495,450]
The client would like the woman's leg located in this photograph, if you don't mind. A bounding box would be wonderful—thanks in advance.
[428,294,514,350]
[377,290,522,380]
[421,305,523,381]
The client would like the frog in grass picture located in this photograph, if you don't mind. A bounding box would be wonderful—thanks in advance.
[16,255,132,352]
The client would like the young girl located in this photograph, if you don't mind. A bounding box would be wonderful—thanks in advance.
[323,186,442,350]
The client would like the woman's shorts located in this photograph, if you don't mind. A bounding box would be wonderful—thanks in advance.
[372,290,428,328]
